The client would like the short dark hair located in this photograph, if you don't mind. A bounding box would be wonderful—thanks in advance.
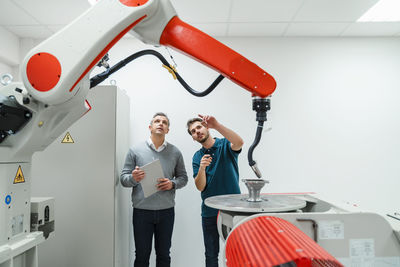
[186,118,202,135]
[151,112,170,126]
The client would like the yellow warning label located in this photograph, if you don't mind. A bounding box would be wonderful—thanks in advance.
[14,166,25,184]
[62,132,74,143]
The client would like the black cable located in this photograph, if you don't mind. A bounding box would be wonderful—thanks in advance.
[90,49,224,97]
[248,121,264,167]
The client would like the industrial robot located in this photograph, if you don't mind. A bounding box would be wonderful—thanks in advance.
[1,0,399,266]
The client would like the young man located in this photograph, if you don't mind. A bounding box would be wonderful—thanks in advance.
[121,112,188,267]
[187,114,243,267]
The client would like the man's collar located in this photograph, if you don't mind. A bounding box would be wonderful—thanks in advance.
[147,137,167,152]
[201,137,219,152]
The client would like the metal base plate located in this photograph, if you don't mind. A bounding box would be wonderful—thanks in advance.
[205,194,307,213]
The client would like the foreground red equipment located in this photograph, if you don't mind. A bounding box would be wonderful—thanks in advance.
[225,216,343,267]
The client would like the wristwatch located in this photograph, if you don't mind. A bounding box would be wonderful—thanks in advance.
[171,181,176,189]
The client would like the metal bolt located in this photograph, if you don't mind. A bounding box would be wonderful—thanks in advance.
[1,73,13,85]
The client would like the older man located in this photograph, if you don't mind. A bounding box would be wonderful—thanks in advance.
[121,112,188,267]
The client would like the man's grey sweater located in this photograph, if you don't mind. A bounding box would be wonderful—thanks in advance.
[120,141,188,210]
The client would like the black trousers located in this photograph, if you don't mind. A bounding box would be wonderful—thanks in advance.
[202,216,219,267]
[133,207,175,267]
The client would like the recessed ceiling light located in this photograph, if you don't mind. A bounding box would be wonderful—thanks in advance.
[88,0,99,6]
[358,0,400,22]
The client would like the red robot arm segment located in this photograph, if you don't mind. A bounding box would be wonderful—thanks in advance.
[160,16,276,98]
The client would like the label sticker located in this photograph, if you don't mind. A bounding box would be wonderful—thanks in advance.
[62,132,74,143]
[350,239,374,257]
[350,239,375,267]
[13,165,25,184]
[5,195,11,205]
[318,220,344,239]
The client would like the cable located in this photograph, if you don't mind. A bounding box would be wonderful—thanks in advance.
[90,49,224,97]
[247,121,264,178]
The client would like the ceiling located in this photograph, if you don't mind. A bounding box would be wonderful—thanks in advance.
[1,0,400,39]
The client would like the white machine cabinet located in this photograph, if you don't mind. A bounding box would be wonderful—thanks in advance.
[206,193,400,267]
[30,85,132,267]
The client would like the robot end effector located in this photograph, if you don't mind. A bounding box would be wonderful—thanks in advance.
[248,97,271,178]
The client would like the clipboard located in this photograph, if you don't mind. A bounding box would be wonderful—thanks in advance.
[140,159,164,198]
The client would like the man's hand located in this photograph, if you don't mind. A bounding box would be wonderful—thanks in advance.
[194,155,212,192]
[132,166,145,182]
[200,154,212,169]
[199,114,244,151]
[157,178,174,191]
[198,114,220,129]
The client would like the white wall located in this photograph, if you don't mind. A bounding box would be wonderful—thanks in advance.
[102,36,400,267]
[0,26,19,80]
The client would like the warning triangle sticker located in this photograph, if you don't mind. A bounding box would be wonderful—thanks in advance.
[61,132,74,143]
[14,166,25,184]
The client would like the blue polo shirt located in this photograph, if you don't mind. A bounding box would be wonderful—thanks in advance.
[192,138,241,217]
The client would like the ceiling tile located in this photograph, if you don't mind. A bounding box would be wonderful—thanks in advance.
[342,22,400,36]
[294,0,379,22]
[13,0,91,25]
[191,23,228,37]
[228,23,288,37]
[285,23,350,37]
[47,25,64,33]
[230,0,304,22]
[0,0,39,26]
[1,0,399,38]
[5,25,53,39]
[170,0,231,23]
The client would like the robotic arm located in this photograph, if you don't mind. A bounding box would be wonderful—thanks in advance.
[0,3,275,253]
[0,0,276,181]
[1,0,275,159]
[23,0,276,103]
